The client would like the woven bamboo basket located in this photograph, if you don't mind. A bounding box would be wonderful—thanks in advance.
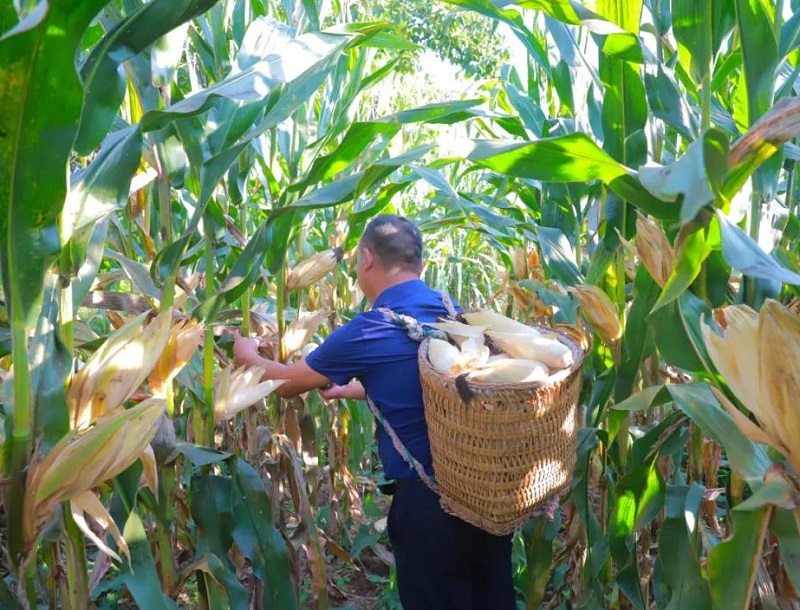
[418,327,584,536]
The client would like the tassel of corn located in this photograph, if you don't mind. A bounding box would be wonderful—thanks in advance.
[67,310,173,430]
[23,396,166,553]
[286,248,343,291]
[636,216,674,287]
[570,285,622,346]
[703,300,800,474]
[213,364,286,421]
[148,317,204,396]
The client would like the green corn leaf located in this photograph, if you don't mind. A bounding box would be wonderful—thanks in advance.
[653,222,715,311]
[667,382,770,486]
[229,458,297,610]
[770,510,800,594]
[120,512,180,610]
[467,134,680,220]
[734,0,781,199]
[648,291,713,373]
[536,226,582,285]
[614,267,659,402]
[0,0,108,329]
[716,210,800,285]
[657,485,712,610]
[74,0,219,154]
[517,0,642,62]
[673,0,713,85]
[63,126,143,241]
[707,507,773,610]
[638,128,729,226]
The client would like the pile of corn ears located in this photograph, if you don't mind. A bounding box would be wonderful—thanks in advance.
[426,311,575,385]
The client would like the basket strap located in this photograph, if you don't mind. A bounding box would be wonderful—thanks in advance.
[365,393,439,493]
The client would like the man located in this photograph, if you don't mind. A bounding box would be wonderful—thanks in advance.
[233,215,515,609]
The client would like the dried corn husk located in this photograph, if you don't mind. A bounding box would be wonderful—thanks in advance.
[467,358,550,384]
[635,216,674,288]
[570,285,622,345]
[148,317,204,396]
[214,364,286,421]
[702,300,800,474]
[286,248,343,291]
[23,396,166,551]
[68,310,173,430]
[510,247,528,279]
[486,330,573,370]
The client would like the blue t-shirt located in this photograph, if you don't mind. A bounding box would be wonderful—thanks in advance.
[305,279,454,480]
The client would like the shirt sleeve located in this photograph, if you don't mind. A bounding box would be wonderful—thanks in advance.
[304,314,374,386]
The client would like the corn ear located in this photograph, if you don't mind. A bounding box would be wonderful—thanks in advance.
[428,338,462,374]
[149,317,203,396]
[453,335,490,372]
[284,310,329,357]
[426,320,486,339]
[461,311,541,336]
[570,285,622,345]
[286,248,343,291]
[467,358,550,384]
[635,216,674,288]
[759,300,800,473]
[214,364,286,421]
[486,331,573,369]
[68,309,173,430]
[510,247,528,279]
[24,397,166,549]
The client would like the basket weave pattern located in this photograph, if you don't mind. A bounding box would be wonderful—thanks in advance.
[418,328,584,535]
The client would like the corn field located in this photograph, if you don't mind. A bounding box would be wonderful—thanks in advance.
[1,0,800,608]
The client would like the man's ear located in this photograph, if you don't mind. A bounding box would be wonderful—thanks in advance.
[361,247,375,270]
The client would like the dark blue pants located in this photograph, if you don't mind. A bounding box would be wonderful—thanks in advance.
[387,478,516,610]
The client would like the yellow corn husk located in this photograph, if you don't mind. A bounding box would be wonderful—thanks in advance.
[553,323,590,354]
[702,300,800,474]
[286,248,343,291]
[284,310,329,357]
[23,396,166,550]
[148,317,204,396]
[486,330,573,370]
[213,364,286,421]
[428,338,462,374]
[636,216,674,287]
[68,309,173,430]
[461,310,542,336]
[570,285,622,345]
[510,247,528,279]
[467,357,550,384]
[71,490,129,562]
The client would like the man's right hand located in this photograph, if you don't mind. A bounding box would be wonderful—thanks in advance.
[319,380,366,401]
[233,330,261,367]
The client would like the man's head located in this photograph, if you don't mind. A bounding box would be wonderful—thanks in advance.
[356,215,423,301]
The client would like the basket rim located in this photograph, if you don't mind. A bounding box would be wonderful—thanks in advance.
[418,323,585,392]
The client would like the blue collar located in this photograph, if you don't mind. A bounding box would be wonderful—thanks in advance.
[372,279,426,309]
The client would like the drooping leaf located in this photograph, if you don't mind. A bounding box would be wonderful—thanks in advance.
[74,0,220,154]
[716,210,800,285]
[638,129,729,225]
[667,382,770,486]
[648,291,714,373]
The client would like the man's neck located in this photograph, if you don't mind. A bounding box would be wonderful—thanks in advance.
[368,270,420,303]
